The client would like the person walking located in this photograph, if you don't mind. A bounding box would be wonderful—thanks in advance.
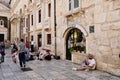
[0,42,5,62]
[18,39,26,68]
[0,44,3,63]
[31,39,34,52]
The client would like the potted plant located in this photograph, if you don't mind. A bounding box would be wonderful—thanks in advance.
[68,47,74,54]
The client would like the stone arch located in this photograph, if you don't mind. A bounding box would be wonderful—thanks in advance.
[62,24,88,60]
[63,24,88,38]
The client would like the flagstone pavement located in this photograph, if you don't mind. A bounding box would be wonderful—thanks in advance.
[0,49,120,80]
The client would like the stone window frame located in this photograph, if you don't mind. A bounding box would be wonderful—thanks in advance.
[48,3,51,17]
[38,9,41,23]
[47,33,51,45]
[69,0,80,11]
[31,14,33,26]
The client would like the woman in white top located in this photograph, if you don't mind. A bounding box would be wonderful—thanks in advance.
[73,54,96,71]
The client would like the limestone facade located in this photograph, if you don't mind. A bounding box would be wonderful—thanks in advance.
[10,0,55,49]
[55,0,120,76]
[0,3,10,41]
[10,0,120,76]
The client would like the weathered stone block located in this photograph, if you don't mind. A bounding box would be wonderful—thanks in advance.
[110,22,120,30]
[97,38,110,46]
[72,52,86,64]
[99,46,111,52]
[110,38,119,48]
[112,48,120,55]
[113,0,120,10]
[97,62,108,71]
[106,10,120,22]
[82,0,94,8]
[94,13,106,23]
[107,64,120,76]
[103,0,114,11]
[95,5,103,14]
[101,24,110,31]
[112,55,120,65]
[108,31,119,38]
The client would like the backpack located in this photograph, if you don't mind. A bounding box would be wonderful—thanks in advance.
[0,46,3,53]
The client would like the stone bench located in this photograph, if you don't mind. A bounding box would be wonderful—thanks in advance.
[72,52,86,64]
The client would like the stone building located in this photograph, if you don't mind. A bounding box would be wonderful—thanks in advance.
[0,1,10,42]
[10,0,54,50]
[9,0,120,76]
[55,0,120,76]
[10,0,28,44]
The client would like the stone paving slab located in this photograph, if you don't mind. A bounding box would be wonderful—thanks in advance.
[0,49,120,80]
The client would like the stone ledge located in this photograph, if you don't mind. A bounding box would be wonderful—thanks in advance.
[72,52,86,64]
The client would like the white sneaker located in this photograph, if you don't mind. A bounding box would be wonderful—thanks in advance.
[85,69,89,71]
[72,67,77,71]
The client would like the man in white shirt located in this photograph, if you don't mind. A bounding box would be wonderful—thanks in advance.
[31,39,34,52]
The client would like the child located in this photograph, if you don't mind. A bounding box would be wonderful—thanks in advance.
[12,51,18,63]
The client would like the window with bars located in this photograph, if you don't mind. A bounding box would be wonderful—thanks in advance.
[74,0,79,8]
[31,15,33,25]
[47,34,51,45]
[38,10,41,23]
[69,0,80,11]
[48,3,51,17]
[69,0,72,11]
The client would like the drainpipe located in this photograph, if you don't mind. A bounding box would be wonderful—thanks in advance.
[54,0,57,56]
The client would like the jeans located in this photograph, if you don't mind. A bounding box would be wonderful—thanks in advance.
[31,45,34,52]
[25,48,29,61]
[1,55,4,62]
[19,52,26,67]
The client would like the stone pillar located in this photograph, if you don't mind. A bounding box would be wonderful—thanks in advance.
[41,3,45,47]
[7,18,10,41]
[33,2,37,50]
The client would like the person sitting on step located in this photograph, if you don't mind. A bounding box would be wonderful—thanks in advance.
[72,53,96,71]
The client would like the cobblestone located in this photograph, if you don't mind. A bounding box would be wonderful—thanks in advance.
[0,49,119,80]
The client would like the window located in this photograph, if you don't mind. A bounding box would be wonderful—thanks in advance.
[69,0,80,11]
[48,3,51,17]
[20,9,22,15]
[31,35,33,41]
[69,0,72,11]
[47,34,51,45]
[38,10,41,23]
[31,15,33,25]
[74,0,79,8]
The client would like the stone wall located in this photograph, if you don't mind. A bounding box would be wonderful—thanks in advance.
[91,0,120,75]
[56,0,120,76]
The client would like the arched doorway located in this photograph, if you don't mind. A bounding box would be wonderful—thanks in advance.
[66,28,86,60]
[0,34,4,42]
[38,34,42,48]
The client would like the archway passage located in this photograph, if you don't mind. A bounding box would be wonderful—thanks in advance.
[38,34,42,48]
[0,34,4,42]
[66,28,85,60]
